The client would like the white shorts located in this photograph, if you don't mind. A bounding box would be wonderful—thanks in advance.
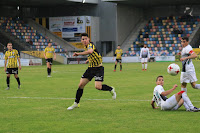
[180,71,197,83]
[161,95,178,110]
[141,58,148,63]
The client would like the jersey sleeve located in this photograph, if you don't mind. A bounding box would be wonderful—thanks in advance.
[87,43,94,50]
[16,50,20,58]
[186,46,194,55]
[53,48,55,52]
[152,96,155,101]
[4,52,8,60]
[157,85,164,94]
[44,48,47,53]
[140,48,143,58]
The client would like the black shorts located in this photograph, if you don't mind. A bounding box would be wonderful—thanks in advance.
[6,68,18,74]
[46,58,53,65]
[116,59,122,63]
[81,66,104,82]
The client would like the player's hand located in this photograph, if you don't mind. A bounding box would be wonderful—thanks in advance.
[45,57,47,59]
[19,65,21,70]
[154,107,159,109]
[85,60,89,64]
[177,52,181,55]
[173,84,178,89]
[180,57,187,61]
[73,52,79,56]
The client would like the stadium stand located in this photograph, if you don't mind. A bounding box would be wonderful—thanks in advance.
[0,17,64,52]
[124,15,200,57]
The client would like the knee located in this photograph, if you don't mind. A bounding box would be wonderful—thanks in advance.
[78,83,85,89]
[95,85,102,90]
[191,84,196,88]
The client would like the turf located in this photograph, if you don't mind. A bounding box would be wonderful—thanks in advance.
[0,61,200,133]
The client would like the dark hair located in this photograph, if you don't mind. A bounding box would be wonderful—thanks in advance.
[156,76,163,82]
[182,36,189,42]
[7,42,12,45]
[81,33,88,37]
[117,45,120,47]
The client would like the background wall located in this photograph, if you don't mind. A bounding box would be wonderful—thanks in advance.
[117,4,143,45]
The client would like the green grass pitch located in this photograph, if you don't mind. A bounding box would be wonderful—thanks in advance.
[0,61,200,133]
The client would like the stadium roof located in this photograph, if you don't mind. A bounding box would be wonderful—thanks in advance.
[102,0,200,7]
[0,0,98,7]
[0,0,200,7]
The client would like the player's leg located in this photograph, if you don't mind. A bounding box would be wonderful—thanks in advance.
[95,67,116,99]
[67,68,92,110]
[171,91,185,110]
[67,78,90,110]
[144,58,148,70]
[191,82,200,89]
[14,73,21,89]
[120,61,122,71]
[6,74,10,90]
[46,61,51,77]
[141,58,144,70]
[49,59,53,76]
[114,60,117,71]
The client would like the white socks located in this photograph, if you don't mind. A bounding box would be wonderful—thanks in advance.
[142,64,144,69]
[182,92,194,109]
[183,102,190,110]
[145,64,148,69]
[194,84,200,89]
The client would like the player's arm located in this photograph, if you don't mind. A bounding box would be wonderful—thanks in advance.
[151,101,159,109]
[73,49,93,56]
[4,60,7,72]
[180,51,197,61]
[140,49,142,58]
[18,57,21,70]
[161,84,177,96]
[44,49,47,59]
[53,51,56,60]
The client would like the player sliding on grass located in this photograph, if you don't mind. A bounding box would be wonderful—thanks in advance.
[151,76,199,112]
[67,33,116,110]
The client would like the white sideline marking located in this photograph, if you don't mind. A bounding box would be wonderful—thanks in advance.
[2,96,200,102]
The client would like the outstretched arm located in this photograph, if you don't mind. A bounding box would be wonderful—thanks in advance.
[161,84,177,96]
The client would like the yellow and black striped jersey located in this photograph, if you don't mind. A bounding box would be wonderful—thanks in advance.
[115,49,123,59]
[4,49,19,68]
[84,43,102,67]
[44,47,55,58]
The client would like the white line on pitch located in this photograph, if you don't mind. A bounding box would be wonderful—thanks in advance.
[2,97,200,102]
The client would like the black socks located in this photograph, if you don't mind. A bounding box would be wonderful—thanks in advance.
[101,84,113,91]
[16,77,21,86]
[47,68,51,75]
[75,88,83,103]
[7,77,10,87]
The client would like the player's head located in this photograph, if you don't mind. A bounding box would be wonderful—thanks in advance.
[7,42,12,50]
[143,44,147,48]
[117,45,121,49]
[156,76,164,86]
[181,36,189,47]
[48,43,52,47]
[81,33,90,46]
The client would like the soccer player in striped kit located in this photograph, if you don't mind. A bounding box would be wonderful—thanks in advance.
[4,42,21,90]
[67,33,116,110]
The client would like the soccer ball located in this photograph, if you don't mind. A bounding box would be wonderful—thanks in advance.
[167,63,180,76]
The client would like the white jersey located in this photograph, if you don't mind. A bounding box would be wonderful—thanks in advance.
[152,85,165,107]
[181,44,195,72]
[140,47,150,58]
